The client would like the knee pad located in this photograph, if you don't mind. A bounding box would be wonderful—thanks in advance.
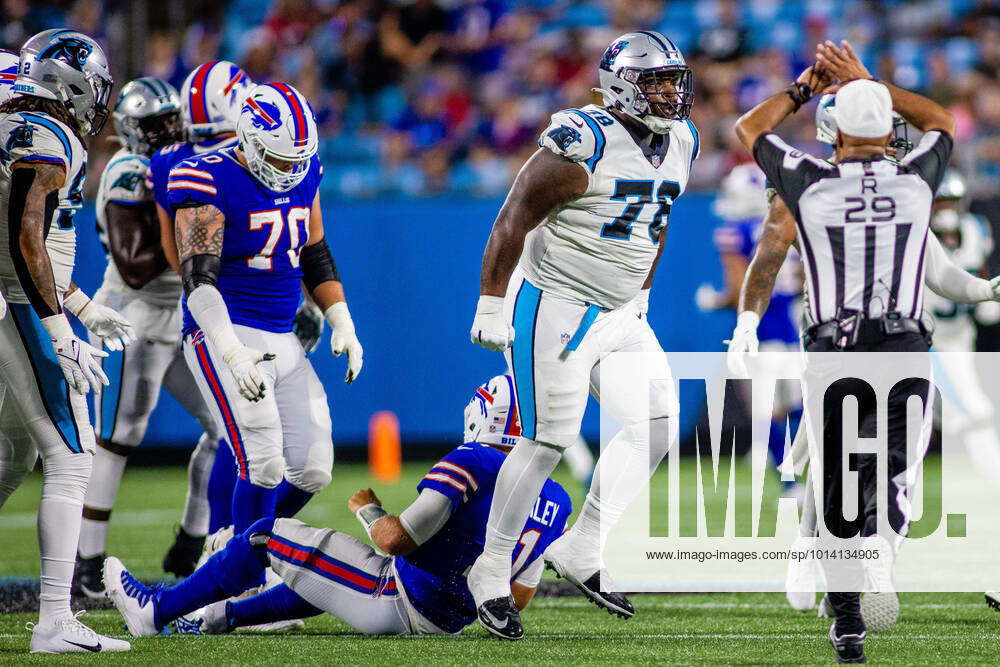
[248,454,284,488]
[285,467,331,495]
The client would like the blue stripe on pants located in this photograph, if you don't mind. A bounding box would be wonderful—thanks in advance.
[98,347,125,441]
[511,280,542,440]
[8,304,83,453]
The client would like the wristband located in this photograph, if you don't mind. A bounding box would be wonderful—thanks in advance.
[62,289,92,318]
[784,82,813,112]
[41,313,74,340]
[356,503,388,540]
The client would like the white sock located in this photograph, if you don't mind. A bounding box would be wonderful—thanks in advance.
[180,433,216,537]
[38,449,92,624]
[572,418,673,551]
[78,443,128,558]
[480,438,563,569]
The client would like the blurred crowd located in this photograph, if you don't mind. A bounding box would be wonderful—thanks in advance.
[4,0,1000,199]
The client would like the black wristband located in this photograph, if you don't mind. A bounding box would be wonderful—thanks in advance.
[301,238,340,292]
[181,253,221,295]
[784,82,813,113]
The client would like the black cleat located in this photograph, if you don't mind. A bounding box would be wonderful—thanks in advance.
[72,553,107,599]
[986,591,1000,612]
[162,526,205,577]
[829,623,867,664]
[545,562,635,619]
[476,596,523,640]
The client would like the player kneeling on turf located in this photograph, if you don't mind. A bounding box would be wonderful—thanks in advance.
[104,375,571,636]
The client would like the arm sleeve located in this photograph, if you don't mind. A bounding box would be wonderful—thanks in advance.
[102,155,150,205]
[166,160,220,210]
[901,131,954,193]
[416,448,485,513]
[923,231,993,303]
[513,557,544,588]
[397,488,454,546]
[752,133,831,218]
[538,109,603,172]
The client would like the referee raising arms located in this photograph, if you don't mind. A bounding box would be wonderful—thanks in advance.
[727,41,1000,663]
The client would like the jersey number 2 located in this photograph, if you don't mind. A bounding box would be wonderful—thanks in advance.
[247,208,310,270]
[602,179,680,244]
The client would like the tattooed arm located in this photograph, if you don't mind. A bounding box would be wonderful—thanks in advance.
[9,162,66,318]
[176,203,224,267]
[738,195,797,317]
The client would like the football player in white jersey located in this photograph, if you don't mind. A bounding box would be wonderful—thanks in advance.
[0,29,133,653]
[73,77,230,597]
[466,31,697,639]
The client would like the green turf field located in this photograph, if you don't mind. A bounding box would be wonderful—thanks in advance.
[2,461,998,664]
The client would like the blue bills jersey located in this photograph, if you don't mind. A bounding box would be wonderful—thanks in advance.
[149,135,238,215]
[713,216,800,343]
[167,146,323,334]
[394,442,571,633]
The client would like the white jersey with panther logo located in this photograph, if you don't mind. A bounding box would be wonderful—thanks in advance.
[0,111,86,305]
[95,147,182,310]
[924,212,994,351]
[526,104,699,309]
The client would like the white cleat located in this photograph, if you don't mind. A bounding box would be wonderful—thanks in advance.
[543,532,634,619]
[28,611,131,653]
[195,525,234,570]
[102,556,161,637]
[240,618,306,633]
[986,591,1000,613]
[861,591,899,633]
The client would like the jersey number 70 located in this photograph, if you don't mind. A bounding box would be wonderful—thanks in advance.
[247,208,310,270]
[602,179,680,244]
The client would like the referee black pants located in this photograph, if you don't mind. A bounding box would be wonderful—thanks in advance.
[805,327,931,631]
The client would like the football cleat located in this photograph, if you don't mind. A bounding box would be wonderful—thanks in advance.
[103,557,162,637]
[28,610,131,653]
[544,537,634,619]
[860,591,899,633]
[196,525,234,571]
[162,526,206,577]
[72,553,106,599]
[986,591,1000,612]
[476,596,523,641]
[828,623,867,664]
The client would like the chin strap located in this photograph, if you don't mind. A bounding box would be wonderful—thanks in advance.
[591,88,674,135]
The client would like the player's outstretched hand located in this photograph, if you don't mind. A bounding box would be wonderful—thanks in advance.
[470,295,514,352]
[348,488,382,514]
[726,311,760,378]
[325,302,363,383]
[81,302,136,351]
[293,300,324,354]
[815,40,872,90]
[222,344,275,402]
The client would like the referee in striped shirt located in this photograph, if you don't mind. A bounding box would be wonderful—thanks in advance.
[727,41,975,663]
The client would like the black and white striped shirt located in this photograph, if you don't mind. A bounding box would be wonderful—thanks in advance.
[753,130,953,324]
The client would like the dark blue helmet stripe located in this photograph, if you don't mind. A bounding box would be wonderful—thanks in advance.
[638,30,675,55]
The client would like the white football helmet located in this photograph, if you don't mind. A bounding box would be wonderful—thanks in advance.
[463,374,522,449]
[713,163,768,222]
[236,82,318,193]
[816,93,912,156]
[181,60,253,140]
[0,49,18,104]
[14,29,113,134]
[594,31,693,134]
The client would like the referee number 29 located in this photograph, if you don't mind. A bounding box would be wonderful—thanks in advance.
[844,196,896,223]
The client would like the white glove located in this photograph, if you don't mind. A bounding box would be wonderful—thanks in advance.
[325,302,363,383]
[42,314,109,395]
[63,290,136,351]
[635,288,650,318]
[726,311,760,378]
[990,276,1000,300]
[293,299,324,354]
[470,295,513,351]
[220,342,274,402]
[695,283,724,312]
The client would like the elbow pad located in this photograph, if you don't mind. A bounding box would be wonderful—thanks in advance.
[300,239,340,292]
[181,253,221,295]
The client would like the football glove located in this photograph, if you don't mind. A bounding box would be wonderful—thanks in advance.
[63,289,136,351]
[42,314,109,395]
[325,302,363,383]
[635,288,650,318]
[221,343,274,402]
[726,311,760,378]
[470,295,513,352]
[293,300,324,354]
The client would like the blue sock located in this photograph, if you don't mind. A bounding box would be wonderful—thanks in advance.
[273,480,313,518]
[207,440,236,533]
[232,477,278,534]
[227,584,323,629]
[155,518,274,627]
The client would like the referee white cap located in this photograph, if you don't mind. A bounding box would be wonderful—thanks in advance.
[834,79,892,139]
